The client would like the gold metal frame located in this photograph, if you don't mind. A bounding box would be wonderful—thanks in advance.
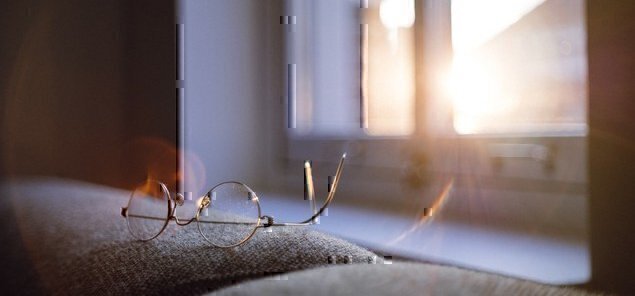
[120,153,346,248]
[123,181,171,242]
[196,181,263,248]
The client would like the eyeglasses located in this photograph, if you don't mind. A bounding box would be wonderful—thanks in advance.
[120,154,346,248]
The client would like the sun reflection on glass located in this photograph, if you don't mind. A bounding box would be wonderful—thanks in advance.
[446,0,586,135]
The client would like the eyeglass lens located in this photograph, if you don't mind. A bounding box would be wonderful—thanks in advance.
[197,182,260,247]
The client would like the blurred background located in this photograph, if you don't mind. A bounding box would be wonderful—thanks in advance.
[1,0,634,293]
[0,0,177,189]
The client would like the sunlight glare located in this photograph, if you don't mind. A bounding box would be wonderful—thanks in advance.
[379,0,415,29]
[445,57,515,134]
[451,0,546,54]
[448,0,546,134]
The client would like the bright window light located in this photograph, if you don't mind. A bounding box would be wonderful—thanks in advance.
[447,0,587,135]
[379,0,415,29]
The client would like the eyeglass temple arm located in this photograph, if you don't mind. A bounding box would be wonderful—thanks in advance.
[265,153,346,227]
[122,212,258,226]
[305,160,318,222]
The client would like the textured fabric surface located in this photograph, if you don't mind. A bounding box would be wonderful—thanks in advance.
[210,262,598,296]
[0,183,43,295]
[0,178,378,295]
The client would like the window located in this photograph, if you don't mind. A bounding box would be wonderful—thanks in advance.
[286,0,417,137]
[282,0,587,210]
[447,0,587,135]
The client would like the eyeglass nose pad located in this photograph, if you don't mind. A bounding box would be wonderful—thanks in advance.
[175,193,185,206]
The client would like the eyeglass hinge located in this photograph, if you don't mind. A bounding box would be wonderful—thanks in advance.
[261,215,274,228]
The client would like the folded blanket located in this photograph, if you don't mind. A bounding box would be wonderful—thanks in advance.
[0,178,378,295]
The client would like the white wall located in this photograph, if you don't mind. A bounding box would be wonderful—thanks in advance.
[180,0,270,195]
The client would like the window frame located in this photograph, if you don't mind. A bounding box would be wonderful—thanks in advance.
[278,0,587,207]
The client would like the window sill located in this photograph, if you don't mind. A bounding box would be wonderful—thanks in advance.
[259,191,590,286]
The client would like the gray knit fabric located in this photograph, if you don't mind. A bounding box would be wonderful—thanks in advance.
[210,262,598,296]
[0,178,378,295]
